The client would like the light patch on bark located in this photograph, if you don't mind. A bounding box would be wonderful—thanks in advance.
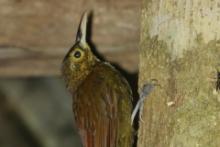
[143,0,220,59]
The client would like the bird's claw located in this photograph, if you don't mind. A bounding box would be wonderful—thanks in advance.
[131,80,158,125]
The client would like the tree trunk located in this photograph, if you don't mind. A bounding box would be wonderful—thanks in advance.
[138,0,220,146]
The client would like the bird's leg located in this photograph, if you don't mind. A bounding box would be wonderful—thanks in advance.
[131,80,158,125]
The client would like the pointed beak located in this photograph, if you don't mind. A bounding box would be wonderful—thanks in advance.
[76,11,90,46]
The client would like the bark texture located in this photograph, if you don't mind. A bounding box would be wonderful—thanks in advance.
[138,0,220,146]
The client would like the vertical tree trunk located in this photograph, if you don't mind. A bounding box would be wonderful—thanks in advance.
[138,0,220,146]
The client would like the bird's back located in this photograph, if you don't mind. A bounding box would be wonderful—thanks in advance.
[72,62,133,147]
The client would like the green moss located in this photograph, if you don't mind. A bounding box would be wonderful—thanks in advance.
[138,0,220,146]
[138,34,220,146]
[170,39,220,147]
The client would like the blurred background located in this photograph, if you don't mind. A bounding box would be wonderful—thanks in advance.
[0,0,140,147]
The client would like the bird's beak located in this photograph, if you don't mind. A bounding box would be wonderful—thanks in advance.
[76,11,89,47]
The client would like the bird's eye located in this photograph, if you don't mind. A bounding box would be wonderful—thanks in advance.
[71,48,84,61]
[74,51,81,58]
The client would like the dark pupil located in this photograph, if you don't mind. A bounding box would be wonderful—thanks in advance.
[74,51,81,58]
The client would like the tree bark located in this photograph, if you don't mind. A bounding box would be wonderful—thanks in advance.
[138,0,220,146]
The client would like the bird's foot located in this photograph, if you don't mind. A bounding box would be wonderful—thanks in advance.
[131,79,159,125]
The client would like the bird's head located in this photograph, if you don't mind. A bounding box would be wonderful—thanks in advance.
[62,12,98,91]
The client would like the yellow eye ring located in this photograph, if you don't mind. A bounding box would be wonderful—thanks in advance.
[71,48,85,61]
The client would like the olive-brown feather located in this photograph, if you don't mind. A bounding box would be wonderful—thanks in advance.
[71,62,132,147]
[62,12,133,147]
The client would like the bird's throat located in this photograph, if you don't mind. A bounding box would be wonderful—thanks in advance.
[62,59,98,93]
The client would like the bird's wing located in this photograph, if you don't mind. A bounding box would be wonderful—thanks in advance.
[72,66,132,147]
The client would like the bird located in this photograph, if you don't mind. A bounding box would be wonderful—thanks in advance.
[61,12,133,147]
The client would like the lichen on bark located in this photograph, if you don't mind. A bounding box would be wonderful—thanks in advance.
[138,0,220,146]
